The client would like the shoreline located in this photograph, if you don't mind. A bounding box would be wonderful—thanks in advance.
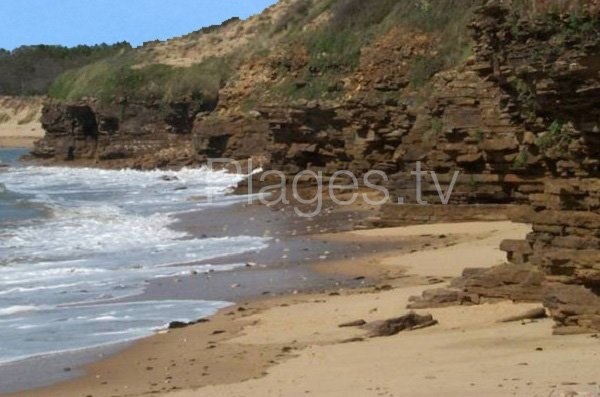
[2,164,598,397]
[0,152,384,394]
[10,220,598,397]
[2,221,451,397]
[0,192,412,394]
[0,138,37,150]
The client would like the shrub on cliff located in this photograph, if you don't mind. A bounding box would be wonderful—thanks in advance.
[282,0,479,99]
[534,120,575,159]
[273,0,312,33]
[49,54,230,107]
[0,43,131,96]
[47,0,481,104]
[329,0,400,30]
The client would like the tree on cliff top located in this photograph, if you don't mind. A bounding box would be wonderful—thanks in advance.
[0,43,131,96]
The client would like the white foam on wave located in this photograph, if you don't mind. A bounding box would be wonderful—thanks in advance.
[0,283,81,296]
[1,208,185,262]
[0,165,267,365]
[0,299,232,365]
[0,166,254,265]
[1,165,244,198]
[0,306,42,316]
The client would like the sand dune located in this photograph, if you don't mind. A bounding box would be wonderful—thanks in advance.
[0,96,44,149]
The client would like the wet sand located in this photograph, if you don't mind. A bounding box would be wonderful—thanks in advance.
[0,192,428,394]
[5,219,451,397]
[5,182,599,397]
[11,220,600,397]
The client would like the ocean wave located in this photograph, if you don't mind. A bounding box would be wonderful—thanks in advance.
[0,165,245,196]
[0,283,82,296]
[0,305,43,316]
[0,300,231,364]
[0,164,267,365]
[0,183,18,200]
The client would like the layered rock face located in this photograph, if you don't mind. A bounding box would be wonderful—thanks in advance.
[453,3,600,333]
[34,96,418,175]
[193,100,414,176]
[33,99,204,168]
[195,55,550,209]
[355,2,600,334]
[388,65,547,206]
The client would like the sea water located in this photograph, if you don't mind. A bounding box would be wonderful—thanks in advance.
[0,149,268,364]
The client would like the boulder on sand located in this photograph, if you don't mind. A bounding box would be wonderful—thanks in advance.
[364,312,437,337]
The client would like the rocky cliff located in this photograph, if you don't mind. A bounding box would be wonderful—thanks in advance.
[30,0,600,332]
[33,99,205,168]
[471,3,600,333]
[32,0,478,169]
[408,1,600,334]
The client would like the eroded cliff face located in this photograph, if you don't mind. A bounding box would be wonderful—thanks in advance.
[193,99,414,175]
[33,99,205,168]
[410,2,600,334]
[193,1,600,333]
[31,1,600,331]
[470,3,600,333]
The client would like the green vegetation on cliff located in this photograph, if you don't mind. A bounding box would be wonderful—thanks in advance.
[49,54,231,107]
[45,0,482,105]
[44,0,599,106]
[271,0,479,101]
[0,43,131,96]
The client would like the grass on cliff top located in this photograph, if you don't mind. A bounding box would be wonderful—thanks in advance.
[48,0,482,104]
[48,52,232,106]
[269,0,481,101]
[0,43,131,96]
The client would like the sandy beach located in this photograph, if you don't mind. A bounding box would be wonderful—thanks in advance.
[12,219,599,397]
[0,96,43,149]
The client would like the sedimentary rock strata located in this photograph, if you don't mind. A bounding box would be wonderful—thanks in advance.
[410,2,600,333]
[33,99,203,168]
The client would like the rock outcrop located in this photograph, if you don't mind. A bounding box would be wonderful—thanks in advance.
[408,264,548,309]
[409,1,600,334]
[193,99,415,176]
[363,312,438,337]
[33,99,204,168]
[474,2,600,333]
[389,64,547,206]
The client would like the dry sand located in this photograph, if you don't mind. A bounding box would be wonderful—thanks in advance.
[169,222,599,397]
[11,221,600,397]
[0,96,44,149]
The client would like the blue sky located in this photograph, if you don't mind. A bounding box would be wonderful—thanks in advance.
[0,0,278,50]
